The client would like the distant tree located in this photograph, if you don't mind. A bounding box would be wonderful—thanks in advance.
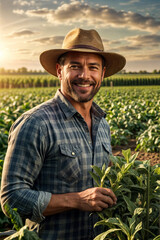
[152,69,158,74]
[17,67,28,74]
[139,70,148,74]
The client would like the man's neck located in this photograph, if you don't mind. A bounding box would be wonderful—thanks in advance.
[68,97,92,121]
[73,101,92,137]
[61,91,93,135]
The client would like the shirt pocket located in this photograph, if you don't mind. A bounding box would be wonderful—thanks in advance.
[58,144,82,184]
[102,142,112,166]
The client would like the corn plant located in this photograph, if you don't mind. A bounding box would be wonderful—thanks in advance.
[90,149,160,240]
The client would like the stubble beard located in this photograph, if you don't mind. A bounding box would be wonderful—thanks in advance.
[66,79,102,103]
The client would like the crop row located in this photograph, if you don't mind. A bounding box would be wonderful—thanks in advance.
[0,74,160,88]
[0,86,160,160]
[0,86,160,233]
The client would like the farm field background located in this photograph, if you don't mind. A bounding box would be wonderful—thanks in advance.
[0,74,160,88]
[0,82,160,235]
[0,84,160,165]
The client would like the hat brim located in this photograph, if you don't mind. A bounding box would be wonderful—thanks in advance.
[40,48,126,77]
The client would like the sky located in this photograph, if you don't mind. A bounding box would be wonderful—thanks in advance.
[0,0,160,72]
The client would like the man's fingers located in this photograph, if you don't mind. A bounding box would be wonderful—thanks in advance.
[99,201,109,210]
[101,195,115,207]
[100,187,117,204]
[78,187,117,212]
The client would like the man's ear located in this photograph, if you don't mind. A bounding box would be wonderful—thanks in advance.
[56,63,62,80]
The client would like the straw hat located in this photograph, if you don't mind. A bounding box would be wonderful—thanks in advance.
[40,28,126,77]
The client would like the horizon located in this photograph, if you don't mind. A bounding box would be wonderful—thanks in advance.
[0,66,160,74]
[0,0,160,72]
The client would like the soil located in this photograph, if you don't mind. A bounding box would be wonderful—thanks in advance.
[112,139,160,166]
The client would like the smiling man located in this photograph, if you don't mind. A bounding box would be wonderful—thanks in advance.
[1,28,126,240]
[57,52,105,104]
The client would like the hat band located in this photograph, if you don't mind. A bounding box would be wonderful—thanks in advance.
[68,44,103,52]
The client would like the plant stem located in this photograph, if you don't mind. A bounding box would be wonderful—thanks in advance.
[146,162,150,239]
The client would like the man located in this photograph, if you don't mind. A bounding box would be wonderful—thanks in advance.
[1,28,126,239]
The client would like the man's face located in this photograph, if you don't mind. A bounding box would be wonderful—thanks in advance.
[57,52,106,103]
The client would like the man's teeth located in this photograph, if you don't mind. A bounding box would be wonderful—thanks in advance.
[77,84,90,87]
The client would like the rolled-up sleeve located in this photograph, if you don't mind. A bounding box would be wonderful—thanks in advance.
[32,191,51,223]
[1,114,51,223]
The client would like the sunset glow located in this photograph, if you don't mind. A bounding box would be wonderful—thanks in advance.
[0,50,5,60]
[0,42,9,64]
[0,46,6,62]
[0,0,160,72]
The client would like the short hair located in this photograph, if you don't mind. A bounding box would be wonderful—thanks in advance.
[57,52,68,66]
[57,52,106,69]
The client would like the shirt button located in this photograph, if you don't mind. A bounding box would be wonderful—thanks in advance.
[71,152,75,156]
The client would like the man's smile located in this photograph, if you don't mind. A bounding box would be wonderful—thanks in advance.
[76,84,91,87]
[72,80,96,89]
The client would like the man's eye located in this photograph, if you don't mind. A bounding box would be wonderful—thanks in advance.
[90,66,99,70]
[70,65,79,69]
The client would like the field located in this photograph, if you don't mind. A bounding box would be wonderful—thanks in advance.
[0,74,160,88]
[0,85,160,163]
[0,85,160,239]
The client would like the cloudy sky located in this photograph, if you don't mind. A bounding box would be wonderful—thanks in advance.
[0,0,160,72]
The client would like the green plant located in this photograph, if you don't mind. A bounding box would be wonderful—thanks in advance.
[111,128,133,146]
[3,204,41,240]
[136,124,160,152]
[90,149,160,240]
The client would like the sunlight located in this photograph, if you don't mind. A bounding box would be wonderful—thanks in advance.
[0,42,9,64]
[0,50,5,60]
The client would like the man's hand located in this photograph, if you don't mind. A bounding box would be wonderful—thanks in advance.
[77,187,117,212]
[43,187,117,216]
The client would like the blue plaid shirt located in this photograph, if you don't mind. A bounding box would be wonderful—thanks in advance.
[1,90,112,240]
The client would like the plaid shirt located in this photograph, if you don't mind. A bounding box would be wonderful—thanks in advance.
[1,90,112,240]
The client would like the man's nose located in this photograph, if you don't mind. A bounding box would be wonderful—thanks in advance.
[78,67,89,79]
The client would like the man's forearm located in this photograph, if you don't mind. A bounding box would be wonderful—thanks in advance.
[43,187,117,216]
[43,192,80,216]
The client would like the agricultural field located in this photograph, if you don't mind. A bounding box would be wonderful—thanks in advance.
[0,86,160,161]
[0,74,160,88]
[0,86,160,239]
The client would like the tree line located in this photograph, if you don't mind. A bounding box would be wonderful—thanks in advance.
[0,67,47,75]
[0,67,160,75]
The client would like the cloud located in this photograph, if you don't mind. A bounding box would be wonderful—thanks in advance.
[30,36,64,45]
[131,53,160,60]
[126,34,160,47]
[17,49,31,54]
[13,0,35,6]
[24,1,160,33]
[13,9,25,15]
[26,8,50,16]
[7,29,35,38]
[148,54,160,59]
[115,46,140,51]
[120,0,140,6]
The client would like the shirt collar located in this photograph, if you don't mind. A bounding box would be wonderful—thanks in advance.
[54,89,106,119]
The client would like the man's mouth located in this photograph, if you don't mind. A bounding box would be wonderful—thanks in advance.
[72,80,95,88]
[76,84,91,88]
